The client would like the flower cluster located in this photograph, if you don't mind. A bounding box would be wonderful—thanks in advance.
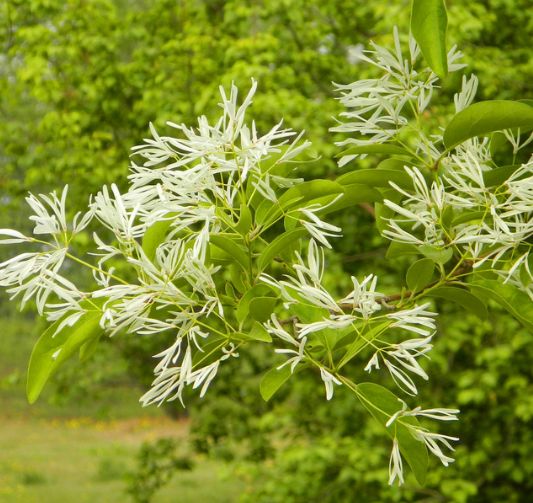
[262,240,438,397]
[333,29,533,304]
[6,23,528,485]
[331,28,465,166]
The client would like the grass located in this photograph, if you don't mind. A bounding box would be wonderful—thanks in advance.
[0,309,244,502]
[0,416,243,502]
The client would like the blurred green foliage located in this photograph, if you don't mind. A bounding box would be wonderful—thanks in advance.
[1,0,532,501]
[126,437,194,503]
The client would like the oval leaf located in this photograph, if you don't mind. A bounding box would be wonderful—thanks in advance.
[406,258,435,291]
[258,228,307,271]
[357,382,429,485]
[249,297,277,323]
[260,365,292,402]
[386,242,420,260]
[470,279,533,329]
[142,218,173,262]
[235,203,253,235]
[256,181,343,229]
[248,321,272,342]
[337,169,412,189]
[337,144,410,165]
[210,234,249,274]
[418,244,453,264]
[27,311,102,404]
[236,285,273,325]
[411,0,448,78]
[426,286,488,319]
[338,321,390,369]
[278,180,344,209]
[483,164,522,187]
[443,101,533,150]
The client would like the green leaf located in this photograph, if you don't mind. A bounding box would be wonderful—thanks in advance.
[451,210,486,226]
[386,242,420,260]
[260,364,293,401]
[337,169,412,189]
[232,322,273,343]
[286,184,382,222]
[483,165,522,187]
[357,382,428,485]
[259,180,344,229]
[142,217,174,262]
[375,202,395,234]
[258,228,307,272]
[27,310,103,404]
[470,279,533,330]
[254,198,276,226]
[337,144,410,160]
[418,244,453,264]
[426,286,488,319]
[228,263,247,294]
[377,158,414,171]
[406,258,435,291]
[248,322,272,342]
[248,296,277,323]
[236,285,273,325]
[410,0,448,78]
[278,180,345,209]
[440,205,455,231]
[192,337,227,367]
[210,234,249,274]
[79,333,102,362]
[443,101,533,150]
[320,184,383,214]
[338,321,390,369]
[235,203,253,235]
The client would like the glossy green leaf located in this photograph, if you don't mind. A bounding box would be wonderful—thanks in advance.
[258,228,307,271]
[338,321,390,369]
[278,180,344,209]
[377,158,414,171]
[443,101,533,150]
[410,0,448,78]
[426,286,488,319]
[210,234,249,273]
[451,210,486,226]
[337,144,410,164]
[228,263,247,294]
[79,333,102,362]
[248,322,272,342]
[254,198,276,226]
[418,244,453,264]
[375,202,395,234]
[406,258,435,291]
[337,169,412,189]
[337,144,409,157]
[318,184,383,215]
[483,165,522,187]
[192,337,227,367]
[470,279,533,330]
[249,297,277,323]
[386,242,420,260]
[232,323,273,343]
[256,180,344,229]
[235,203,253,235]
[27,310,102,404]
[142,218,173,262]
[357,382,428,485]
[236,285,273,325]
[260,364,293,401]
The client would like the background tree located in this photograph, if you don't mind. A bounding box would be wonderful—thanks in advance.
[1,1,532,502]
